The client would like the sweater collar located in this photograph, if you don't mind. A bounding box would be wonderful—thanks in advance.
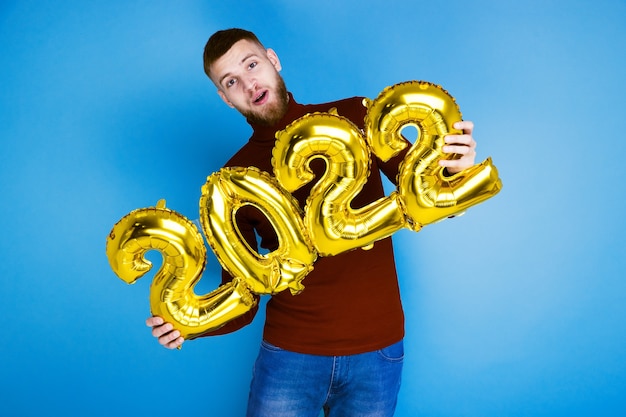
[248,92,305,143]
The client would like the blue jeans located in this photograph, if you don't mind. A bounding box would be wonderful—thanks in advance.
[246,339,404,417]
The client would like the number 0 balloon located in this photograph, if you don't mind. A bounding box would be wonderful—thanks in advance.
[106,81,502,340]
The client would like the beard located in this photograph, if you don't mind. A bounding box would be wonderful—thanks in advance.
[239,74,289,127]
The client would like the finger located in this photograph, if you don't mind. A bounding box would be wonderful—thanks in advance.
[439,158,471,173]
[454,120,474,134]
[146,316,164,327]
[152,322,175,338]
[439,158,463,168]
[439,155,473,166]
[444,134,473,146]
[165,336,184,350]
[160,329,182,348]
[443,144,471,155]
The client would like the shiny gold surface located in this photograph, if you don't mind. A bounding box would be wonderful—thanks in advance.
[200,167,316,296]
[274,112,406,256]
[364,81,502,227]
[106,200,257,339]
[106,80,502,341]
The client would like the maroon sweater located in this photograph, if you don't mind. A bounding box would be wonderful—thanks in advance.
[206,94,409,356]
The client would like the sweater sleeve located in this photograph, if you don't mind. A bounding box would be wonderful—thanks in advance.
[198,287,260,336]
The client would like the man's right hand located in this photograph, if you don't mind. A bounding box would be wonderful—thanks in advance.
[145,316,184,349]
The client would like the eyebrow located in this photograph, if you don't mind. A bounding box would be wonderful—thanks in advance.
[218,53,259,86]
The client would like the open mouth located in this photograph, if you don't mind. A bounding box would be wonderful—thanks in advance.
[253,91,268,104]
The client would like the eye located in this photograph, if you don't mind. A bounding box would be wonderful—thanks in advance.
[248,61,257,70]
[225,78,237,88]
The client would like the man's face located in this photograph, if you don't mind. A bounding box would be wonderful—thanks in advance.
[209,39,289,126]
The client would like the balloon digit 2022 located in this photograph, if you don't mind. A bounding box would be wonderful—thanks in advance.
[106,81,502,340]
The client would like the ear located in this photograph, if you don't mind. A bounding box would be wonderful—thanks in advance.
[266,48,282,72]
[217,90,234,108]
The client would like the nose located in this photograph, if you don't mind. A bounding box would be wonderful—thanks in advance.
[243,76,257,92]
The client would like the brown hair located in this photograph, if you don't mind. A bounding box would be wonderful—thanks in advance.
[203,28,264,78]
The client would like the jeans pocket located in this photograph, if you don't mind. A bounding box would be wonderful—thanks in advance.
[260,339,284,352]
[377,340,404,363]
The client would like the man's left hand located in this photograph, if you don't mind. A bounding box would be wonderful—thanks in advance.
[438,120,477,174]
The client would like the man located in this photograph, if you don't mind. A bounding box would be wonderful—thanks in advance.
[147,28,477,417]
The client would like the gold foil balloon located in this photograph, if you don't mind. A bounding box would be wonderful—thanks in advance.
[106,200,256,339]
[199,167,317,295]
[364,81,502,228]
[273,111,406,256]
[107,80,502,341]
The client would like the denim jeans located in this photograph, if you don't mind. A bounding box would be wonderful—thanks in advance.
[246,339,404,417]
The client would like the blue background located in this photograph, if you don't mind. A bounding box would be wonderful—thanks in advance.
[1,1,625,416]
